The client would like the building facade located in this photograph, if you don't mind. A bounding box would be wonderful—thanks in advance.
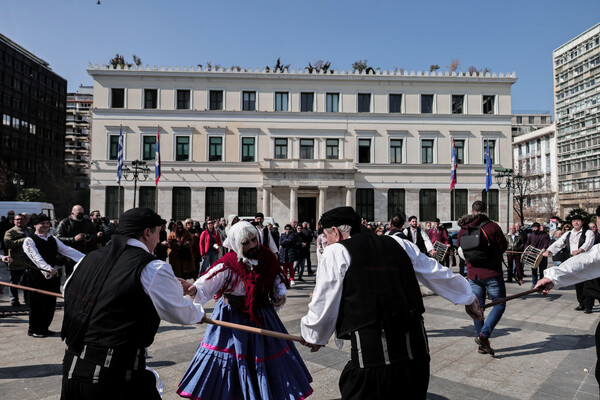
[553,22,600,215]
[512,123,558,222]
[511,112,552,138]
[66,85,92,190]
[88,65,516,226]
[0,34,67,196]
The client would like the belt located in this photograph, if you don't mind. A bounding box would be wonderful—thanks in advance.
[66,344,146,372]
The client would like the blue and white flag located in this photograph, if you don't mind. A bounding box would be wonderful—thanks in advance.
[116,125,123,184]
[155,127,161,185]
[485,139,492,191]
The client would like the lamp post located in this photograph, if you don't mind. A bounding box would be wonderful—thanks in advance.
[494,168,523,232]
[12,174,25,200]
[121,160,150,208]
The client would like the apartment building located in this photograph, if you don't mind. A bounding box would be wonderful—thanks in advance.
[66,85,92,190]
[88,65,516,225]
[511,112,552,138]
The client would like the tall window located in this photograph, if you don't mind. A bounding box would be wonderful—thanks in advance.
[210,90,223,110]
[176,90,190,109]
[421,94,434,113]
[274,138,287,159]
[454,139,465,164]
[105,186,124,219]
[357,93,371,112]
[483,140,496,164]
[238,188,257,216]
[275,92,288,111]
[390,139,402,163]
[482,95,495,114]
[209,137,223,161]
[389,94,402,113]
[300,139,314,159]
[175,136,190,161]
[109,135,119,160]
[419,189,437,221]
[421,139,434,163]
[242,137,255,162]
[451,189,468,220]
[243,91,256,111]
[356,189,374,221]
[172,187,191,221]
[388,189,405,220]
[541,116,547,124]
[481,189,499,221]
[139,187,156,211]
[326,93,339,112]
[516,116,523,123]
[301,92,314,112]
[451,95,464,114]
[111,88,125,108]
[358,139,371,163]
[528,116,535,124]
[206,187,224,219]
[143,136,156,160]
[326,139,339,159]
[144,89,157,109]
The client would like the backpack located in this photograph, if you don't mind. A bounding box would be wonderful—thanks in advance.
[460,220,492,265]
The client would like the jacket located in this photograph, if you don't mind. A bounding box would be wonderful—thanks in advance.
[506,232,525,252]
[4,226,31,270]
[279,232,300,263]
[458,213,507,280]
[199,229,222,256]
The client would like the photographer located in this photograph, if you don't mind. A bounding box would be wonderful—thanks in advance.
[57,205,98,277]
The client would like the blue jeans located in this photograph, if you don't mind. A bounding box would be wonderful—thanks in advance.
[295,257,305,279]
[470,275,506,339]
[201,250,219,274]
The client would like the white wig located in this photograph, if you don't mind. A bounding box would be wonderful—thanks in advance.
[222,221,259,265]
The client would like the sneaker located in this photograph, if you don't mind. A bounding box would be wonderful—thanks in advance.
[574,305,585,311]
[290,280,296,287]
[474,334,495,356]
[477,345,488,354]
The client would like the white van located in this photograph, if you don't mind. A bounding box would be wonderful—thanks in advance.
[0,201,56,227]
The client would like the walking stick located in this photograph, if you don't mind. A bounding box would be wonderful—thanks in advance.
[0,282,305,343]
[482,288,541,310]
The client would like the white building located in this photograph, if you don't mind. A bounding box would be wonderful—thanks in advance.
[87,65,516,226]
[553,22,600,215]
[512,123,558,221]
[66,85,92,190]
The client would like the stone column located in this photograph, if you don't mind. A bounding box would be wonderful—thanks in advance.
[289,186,298,222]
[191,187,206,221]
[437,189,451,221]
[405,189,420,219]
[346,186,356,208]
[224,187,238,218]
[318,186,327,218]
[262,186,271,216]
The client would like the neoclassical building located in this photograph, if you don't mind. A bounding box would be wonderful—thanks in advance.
[87,65,516,226]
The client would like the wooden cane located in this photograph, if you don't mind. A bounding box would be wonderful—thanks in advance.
[482,288,541,309]
[0,281,63,298]
[201,315,304,343]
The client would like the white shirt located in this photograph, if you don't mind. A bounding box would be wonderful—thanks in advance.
[256,225,279,254]
[403,227,434,252]
[545,243,600,288]
[66,238,205,325]
[23,233,85,279]
[547,229,595,256]
[300,236,475,346]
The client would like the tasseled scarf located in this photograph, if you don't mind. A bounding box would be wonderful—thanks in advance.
[203,244,288,326]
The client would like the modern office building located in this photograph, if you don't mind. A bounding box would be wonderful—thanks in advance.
[553,22,600,215]
[512,123,558,221]
[0,34,67,196]
[66,85,92,190]
[511,112,552,138]
[88,64,516,225]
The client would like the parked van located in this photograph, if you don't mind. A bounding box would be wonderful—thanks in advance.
[0,202,56,227]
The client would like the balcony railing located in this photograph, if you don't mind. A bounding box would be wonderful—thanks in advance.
[261,158,355,170]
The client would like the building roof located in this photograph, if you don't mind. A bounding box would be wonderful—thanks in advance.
[512,123,556,145]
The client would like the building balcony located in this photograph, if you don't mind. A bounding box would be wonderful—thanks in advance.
[260,158,356,172]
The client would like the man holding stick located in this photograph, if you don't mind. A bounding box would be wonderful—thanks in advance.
[61,208,205,399]
[301,206,482,400]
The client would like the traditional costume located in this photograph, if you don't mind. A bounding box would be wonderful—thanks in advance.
[177,221,313,400]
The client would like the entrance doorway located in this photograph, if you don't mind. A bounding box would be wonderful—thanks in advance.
[298,197,317,227]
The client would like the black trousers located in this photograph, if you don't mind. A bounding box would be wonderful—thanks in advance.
[9,269,25,302]
[25,270,59,335]
[339,357,430,400]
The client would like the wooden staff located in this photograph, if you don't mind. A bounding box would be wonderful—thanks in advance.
[482,288,541,309]
[201,315,304,343]
[0,282,304,343]
[505,250,548,257]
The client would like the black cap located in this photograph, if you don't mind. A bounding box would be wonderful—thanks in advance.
[255,212,264,219]
[570,214,584,222]
[117,208,166,236]
[30,213,50,225]
[320,206,361,234]
[531,222,540,228]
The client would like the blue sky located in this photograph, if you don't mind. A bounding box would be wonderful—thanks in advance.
[3,1,600,114]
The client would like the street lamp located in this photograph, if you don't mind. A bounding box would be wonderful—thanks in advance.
[12,174,25,200]
[121,160,150,208]
[494,168,523,232]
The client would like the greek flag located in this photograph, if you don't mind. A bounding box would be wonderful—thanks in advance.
[155,127,161,185]
[485,139,492,191]
[450,138,457,190]
[116,125,123,184]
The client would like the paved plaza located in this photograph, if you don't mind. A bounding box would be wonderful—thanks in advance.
[0,254,599,400]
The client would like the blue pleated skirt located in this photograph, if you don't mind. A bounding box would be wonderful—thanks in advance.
[177,298,313,399]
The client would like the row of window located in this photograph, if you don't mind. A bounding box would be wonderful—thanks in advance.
[109,134,497,164]
[555,36,600,66]
[110,87,498,115]
[2,113,37,134]
[105,186,499,223]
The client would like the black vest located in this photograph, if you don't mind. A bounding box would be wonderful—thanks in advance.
[31,235,58,267]
[63,245,159,351]
[336,233,425,339]
[564,230,588,260]
[406,227,427,253]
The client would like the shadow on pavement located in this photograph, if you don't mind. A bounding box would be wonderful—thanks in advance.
[147,360,176,368]
[495,333,595,358]
[426,394,450,400]
[0,363,62,379]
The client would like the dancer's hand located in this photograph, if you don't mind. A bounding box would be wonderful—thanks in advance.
[534,277,554,295]
[300,339,323,352]
[272,295,286,307]
[179,278,197,296]
[465,297,484,321]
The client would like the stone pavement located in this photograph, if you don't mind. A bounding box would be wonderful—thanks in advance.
[0,255,599,400]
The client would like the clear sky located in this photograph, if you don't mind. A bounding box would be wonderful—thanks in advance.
[3,1,600,115]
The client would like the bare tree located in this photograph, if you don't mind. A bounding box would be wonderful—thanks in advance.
[468,66,479,75]
[513,160,546,225]
[352,59,369,72]
[447,58,460,72]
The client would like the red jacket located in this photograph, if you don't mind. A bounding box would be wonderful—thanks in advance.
[199,229,222,256]
[457,213,507,280]
[427,226,449,245]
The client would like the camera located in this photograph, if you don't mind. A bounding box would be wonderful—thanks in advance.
[83,234,91,241]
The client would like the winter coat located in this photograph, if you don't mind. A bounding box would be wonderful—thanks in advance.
[279,232,300,264]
